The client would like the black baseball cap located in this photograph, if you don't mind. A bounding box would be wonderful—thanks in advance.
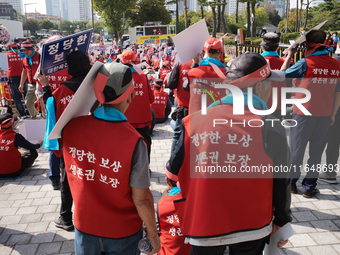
[227,52,285,88]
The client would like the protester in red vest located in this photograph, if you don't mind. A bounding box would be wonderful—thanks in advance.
[260,32,287,120]
[151,79,171,123]
[121,50,154,162]
[0,113,42,178]
[324,32,333,56]
[62,63,160,254]
[157,28,162,35]
[157,172,191,255]
[39,51,92,231]
[282,30,340,197]
[18,41,41,119]
[6,42,27,117]
[167,52,291,254]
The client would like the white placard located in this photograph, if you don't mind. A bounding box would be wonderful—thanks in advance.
[48,62,103,140]
[263,223,294,255]
[18,119,46,142]
[0,53,8,71]
[173,19,210,65]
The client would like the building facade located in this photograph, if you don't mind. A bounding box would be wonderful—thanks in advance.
[26,12,62,23]
[45,0,61,17]
[0,3,16,20]
[67,0,92,22]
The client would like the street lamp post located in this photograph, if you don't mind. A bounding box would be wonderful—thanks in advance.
[24,3,36,36]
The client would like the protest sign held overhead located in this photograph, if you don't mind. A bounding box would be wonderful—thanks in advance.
[41,29,93,76]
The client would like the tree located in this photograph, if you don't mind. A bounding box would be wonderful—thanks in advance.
[23,19,40,33]
[221,0,228,33]
[199,0,227,37]
[73,21,89,31]
[267,10,281,26]
[127,0,172,27]
[278,8,298,32]
[254,7,268,30]
[183,0,188,28]
[86,20,104,34]
[235,0,239,23]
[198,0,207,19]
[93,0,136,38]
[38,19,54,30]
[16,12,26,21]
[59,20,73,32]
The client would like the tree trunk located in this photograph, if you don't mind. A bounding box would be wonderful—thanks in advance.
[285,0,289,33]
[200,6,204,19]
[295,0,298,32]
[217,0,221,32]
[235,0,239,24]
[251,2,256,38]
[212,6,217,37]
[246,2,250,37]
[222,0,227,33]
[299,0,303,29]
[183,0,188,28]
[176,0,179,33]
[303,0,309,29]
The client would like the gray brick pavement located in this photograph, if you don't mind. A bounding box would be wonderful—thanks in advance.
[0,120,339,254]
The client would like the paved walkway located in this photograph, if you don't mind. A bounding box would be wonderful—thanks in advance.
[0,120,340,255]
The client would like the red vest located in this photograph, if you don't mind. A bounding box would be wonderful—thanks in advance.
[263,56,286,110]
[48,69,71,93]
[6,50,23,77]
[53,84,76,157]
[124,72,152,125]
[0,129,21,174]
[23,51,40,84]
[158,194,191,255]
[152,90,168,119]
[153,58,160,70]
[175,105,274,238]
[294,54,340,116]
[177,61,192,108]
[188,64,227,114]
[160,68,171,83]
[63,116,143,238]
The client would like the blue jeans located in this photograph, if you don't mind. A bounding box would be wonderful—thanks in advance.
[171,118,183,155]
[8,76,27,116]
[48,151,60,182]
[75,227,142,255]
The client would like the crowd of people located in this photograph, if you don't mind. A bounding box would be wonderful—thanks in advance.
[0,29,340,255]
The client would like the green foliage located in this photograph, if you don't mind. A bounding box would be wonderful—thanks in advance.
[23,19,40,33]
[255,7,269,30]
[127,0,172,27]
[86,20,105,34]
[227,23,245,34]
[279,32,300,44]
[230,7,269,30]
[267,10,281,27]
[306,0,340,30]
[93,0,136,36]
[278,8,300,31]
[38,19,54,30]
[171,10,210,32]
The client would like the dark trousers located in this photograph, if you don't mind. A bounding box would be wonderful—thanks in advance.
[48,151,60,182]
[0,149,37,178]
[190,235,269,255]
[60,156,73,222]
[325,109,340,177]
[150,109,156,135]
[135,126,151,163]
[8,76,27,116]
[290,114,331,192]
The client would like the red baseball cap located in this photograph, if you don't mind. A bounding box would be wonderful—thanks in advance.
[204,38,223,52]
[121,50,136,64]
